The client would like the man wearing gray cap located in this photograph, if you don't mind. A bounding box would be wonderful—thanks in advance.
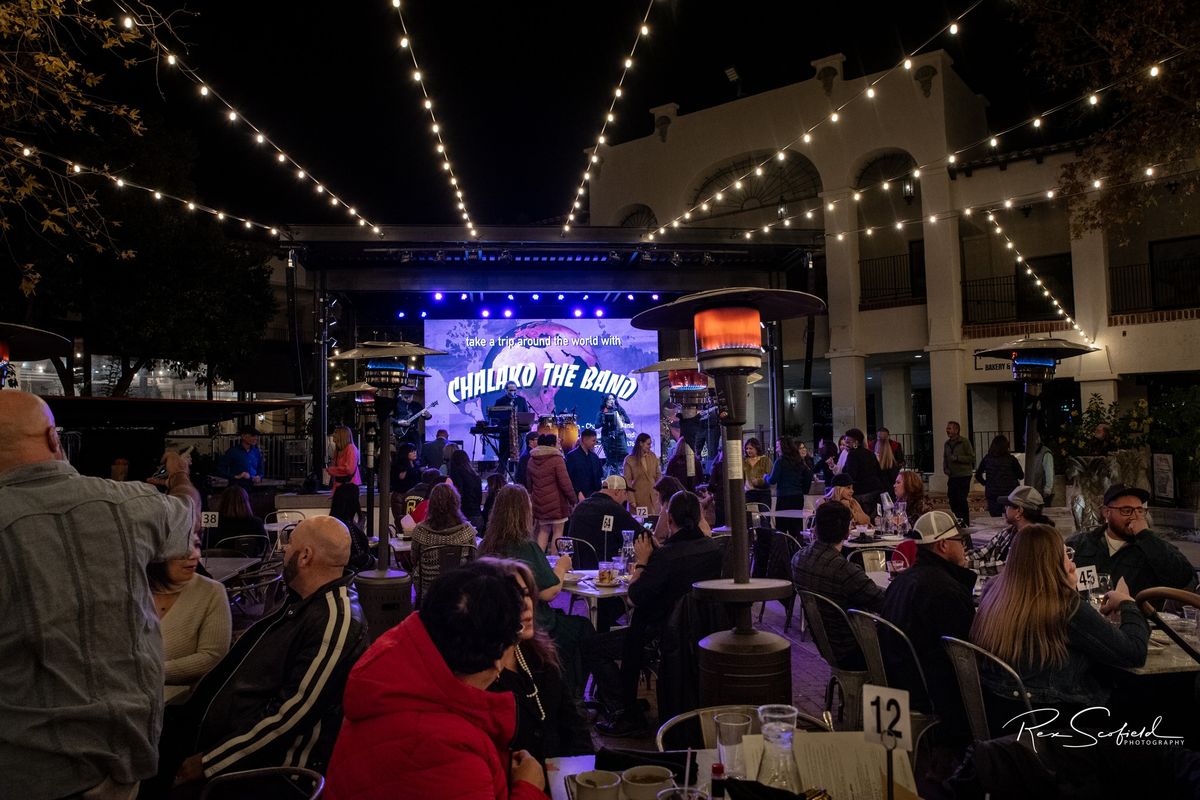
[882,510,977,740]
[967,485,1052,575]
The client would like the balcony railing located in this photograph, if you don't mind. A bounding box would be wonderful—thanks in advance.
[962,275,1072,325]
[1109,258,1200,314]
[859,254,926,310]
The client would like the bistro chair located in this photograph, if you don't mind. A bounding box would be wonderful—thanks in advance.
[555,537,599,616]
[942,636,1033,742]
[213,535,272,563]
[225,565,285,622]
[848,546,909,575]
[755,529,804,630]
[847,609,941,761]
[412,543,477,607]
[201,548,246,560]
[200,766,324,799]
[655,703,831,751]
[1136,586,1200,665]
[797,590,867,729]
[264,510,306,526]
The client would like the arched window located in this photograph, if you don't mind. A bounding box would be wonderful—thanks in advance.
[688,152,822,224]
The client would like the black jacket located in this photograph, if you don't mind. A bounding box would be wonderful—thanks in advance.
[974,454,1024,500]
[190,572,368,777]
[450,465,483,519]
[882,548,976,736]
[565,445,604,498]
[842,447,885,494]
[566,492,641,566]
[492,650,593,765]
[628,526,722,626]
[420,437,447,470]
[1066,525,1196,599]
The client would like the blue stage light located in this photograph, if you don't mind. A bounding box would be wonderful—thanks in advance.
[507,293,514,300]
[557,294,565,300]
[460,293,468,300]
[626,294,634,300]
[433,292,443,300]
[420,311,427,318]
[595,308,604,317]
[481,309,490,318]
[651,294,660,300]
[503,309,513,318]
[583,294,589,300]
[573,308,583,318]
[532,293,540,300]
[396,311,406,318]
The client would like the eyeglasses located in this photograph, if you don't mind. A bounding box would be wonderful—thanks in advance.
[1105,505,1147,518]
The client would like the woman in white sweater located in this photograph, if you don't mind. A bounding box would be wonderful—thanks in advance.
[147,547,232,701]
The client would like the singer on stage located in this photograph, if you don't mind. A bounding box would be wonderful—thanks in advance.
[596,393,630,475]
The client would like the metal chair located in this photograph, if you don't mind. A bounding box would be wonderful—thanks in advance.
[848,546,909,575]
[213,535,272,562]
[755,529,804,630]
[655,703,831,751]
[225,565,285,622]
[201,548,246,560]
[797,590,867,729]
[412,543,477,607]
[555,537,599,616]
[200,766,324,799]
[264,511,306,525]
[942,636,1033,742]
[847,609,941,760]
[1136,586,1200,664]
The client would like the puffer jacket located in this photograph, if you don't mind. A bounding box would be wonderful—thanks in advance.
[324,613,544,800]
[524,446,575,521]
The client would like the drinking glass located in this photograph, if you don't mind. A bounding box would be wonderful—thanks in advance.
[755,705,802,792]
[757,704,799,731]
[597,561,619,586]
[713,712,751,778]
[656,789,708,800]
[1183,607,1200,645]
[559,539,574,556]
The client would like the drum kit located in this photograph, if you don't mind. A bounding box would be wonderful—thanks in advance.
[537,412,580,449]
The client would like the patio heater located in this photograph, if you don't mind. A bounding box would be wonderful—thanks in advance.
[329,342,445,642]
[0,323,71,389]
[633,288,825,706]
[975,336,1096,478]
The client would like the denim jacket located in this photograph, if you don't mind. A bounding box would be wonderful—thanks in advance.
[982,599,1149,708]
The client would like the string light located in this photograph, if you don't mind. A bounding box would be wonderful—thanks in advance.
[12,142,282,237]
[389,1,478,237]
[561,0,655,234]
[650,38,1188,242]
[645,1,985,239]
[109,1,378,233]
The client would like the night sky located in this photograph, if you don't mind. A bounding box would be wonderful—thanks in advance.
[100,1,1060,229]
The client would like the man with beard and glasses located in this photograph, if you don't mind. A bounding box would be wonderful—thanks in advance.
[148,516,367,797]
[1067,483,1195,600]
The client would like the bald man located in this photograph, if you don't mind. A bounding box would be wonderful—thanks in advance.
[154,516,367,793]
[0,391,197,800]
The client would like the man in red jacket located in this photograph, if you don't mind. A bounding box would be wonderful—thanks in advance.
[325,562,545,799]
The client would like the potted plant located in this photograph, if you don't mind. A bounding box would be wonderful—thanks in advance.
[1149,387,1200,509]
[1059,394,1151,529]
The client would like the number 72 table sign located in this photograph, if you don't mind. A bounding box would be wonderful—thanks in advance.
[864,684,912,752]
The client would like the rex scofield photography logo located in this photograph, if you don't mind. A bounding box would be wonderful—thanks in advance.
[1004,706,1186,751]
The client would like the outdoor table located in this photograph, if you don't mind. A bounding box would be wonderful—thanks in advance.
[547,750,717,800]
[841,533,907,549]
[1117,628,1200,676]
[560,569,630,627]
[758,509,813,519]
[202,556,260,583]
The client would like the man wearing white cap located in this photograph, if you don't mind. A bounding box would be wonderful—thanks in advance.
[881,510,977,741]
[566,474,640,566]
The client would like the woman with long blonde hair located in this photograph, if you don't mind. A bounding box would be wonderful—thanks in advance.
[970,524,1147,716]
[328,425,362,485]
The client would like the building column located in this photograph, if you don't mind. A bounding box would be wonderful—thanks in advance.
[920,171,968,491]
[830,355,867,435]
[880,366,912,436]
[822,187,867,432]
[1069,226,1110,347]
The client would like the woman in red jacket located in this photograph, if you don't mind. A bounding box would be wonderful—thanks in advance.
[524,433,576,553]
[324,562,545,800]
[327,425,362,486]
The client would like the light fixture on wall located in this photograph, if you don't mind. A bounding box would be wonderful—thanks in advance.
[901,179,915,205]
[788,390,797,406]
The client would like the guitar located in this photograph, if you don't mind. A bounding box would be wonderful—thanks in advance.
[394,399,439,434]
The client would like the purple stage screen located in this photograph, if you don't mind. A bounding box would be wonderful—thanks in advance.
[423,317,661,460]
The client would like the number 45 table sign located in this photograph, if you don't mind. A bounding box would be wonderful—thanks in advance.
[864,684,912,800]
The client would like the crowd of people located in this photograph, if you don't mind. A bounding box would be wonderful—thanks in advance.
[7,382,1200,799]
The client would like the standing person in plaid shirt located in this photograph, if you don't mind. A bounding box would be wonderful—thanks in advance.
[967,486,1051,575]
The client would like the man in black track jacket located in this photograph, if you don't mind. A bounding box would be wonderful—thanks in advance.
[151,516,368,796]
